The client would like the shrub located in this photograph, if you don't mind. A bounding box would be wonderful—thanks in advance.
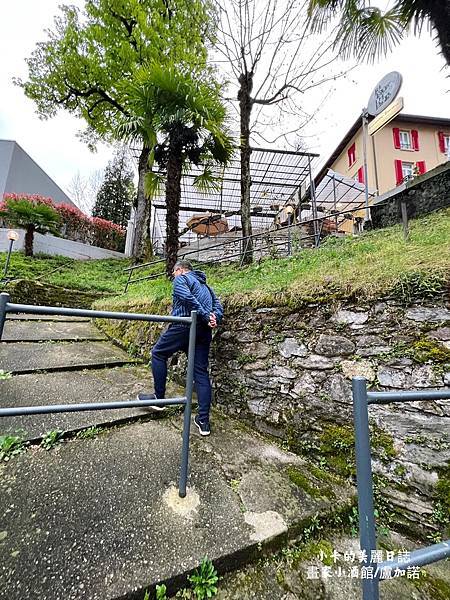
[1,193,126,252]
[0,194,61,256]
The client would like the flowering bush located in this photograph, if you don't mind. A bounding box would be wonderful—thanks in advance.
[1,194,125,252]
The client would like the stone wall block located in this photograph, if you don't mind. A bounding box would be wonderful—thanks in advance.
[410,365,443,388]
[278,337,308,358]
[341,359,376,382]
[427,326,450,341]
[290,373,316,397]
[377,367,410,388]
[271,366,297,380]
[355,335,391,357]
[247,398,272,417]
[294,355,335,370]
[405,307,450,323]
[245,342,272,359]
[333,309,369,325]
[314,334,355,357]
[326,374,352,405]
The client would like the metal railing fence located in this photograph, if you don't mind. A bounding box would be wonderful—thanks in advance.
[0,292,197,498]
[352,377,450,600]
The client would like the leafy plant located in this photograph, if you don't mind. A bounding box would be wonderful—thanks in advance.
[0,370,12,381]
[187,558,218,599]
[76,426,104,440]
[41,430,63,450]
[0,195,61,256]
[156,584,167,600]
[0,435,26,461]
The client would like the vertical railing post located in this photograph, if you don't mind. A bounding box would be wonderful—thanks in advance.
[352,377,379,600]
[124,269,133,294]
[179,310,197,498]
[0,292,10,340]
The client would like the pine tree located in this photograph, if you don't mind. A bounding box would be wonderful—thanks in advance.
[92,147,135,227]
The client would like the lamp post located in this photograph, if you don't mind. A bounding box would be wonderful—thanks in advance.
[3,230,19,281]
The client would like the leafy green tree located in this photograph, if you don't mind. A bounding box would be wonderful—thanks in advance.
[92,147,135,227]
[119,63,234,276]
[16,0,214,260]
[308,0,450,65]
[0,196,60,257]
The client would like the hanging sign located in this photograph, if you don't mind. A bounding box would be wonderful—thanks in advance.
[367,71,402,117]
[368,96,404,136]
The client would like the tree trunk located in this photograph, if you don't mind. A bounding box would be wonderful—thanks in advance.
[238,71,254,264]
[165,150,183,278]
[131,146,152,261]
[24,225,34,257]
[428,1,450,66]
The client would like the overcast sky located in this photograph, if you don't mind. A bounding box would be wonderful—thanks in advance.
[0,0,448,205]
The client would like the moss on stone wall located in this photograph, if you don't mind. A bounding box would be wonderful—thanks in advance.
[409,339,450,364]
[3,279,106,309]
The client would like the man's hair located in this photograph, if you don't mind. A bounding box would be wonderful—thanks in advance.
[174,260,193,271]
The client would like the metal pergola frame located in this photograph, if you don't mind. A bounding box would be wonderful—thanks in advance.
[131,145,320,249]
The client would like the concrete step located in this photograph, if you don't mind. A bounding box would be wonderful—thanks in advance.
[1,320,106,342]
[0,341,139,374]
[6,314,90,322]
[0,412,354,600]
[0,366,185,440]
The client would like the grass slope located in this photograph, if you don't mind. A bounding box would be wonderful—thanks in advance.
[0,254,131,293]
[98,208,450,311]
[1,209,448,305]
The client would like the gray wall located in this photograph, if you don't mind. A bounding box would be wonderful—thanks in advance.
[371,162,450,229]
[0,140,76,207]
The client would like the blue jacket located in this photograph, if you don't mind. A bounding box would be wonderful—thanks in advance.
[172,270,223,324]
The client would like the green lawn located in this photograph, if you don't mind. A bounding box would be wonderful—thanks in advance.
[1,208,449,305]
[0,254,131,293]
[98,207,450,310]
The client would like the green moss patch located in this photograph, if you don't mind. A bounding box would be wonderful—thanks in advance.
[286,466,336,500]
[409,339,450,364]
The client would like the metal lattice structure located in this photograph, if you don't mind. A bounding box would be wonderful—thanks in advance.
[313,169,376,214]
[130,146,319,248]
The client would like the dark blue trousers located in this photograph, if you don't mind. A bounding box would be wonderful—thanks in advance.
[151,323,212,422]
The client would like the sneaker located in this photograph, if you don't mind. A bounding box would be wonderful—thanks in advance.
[194,415,211,436]
[136,392,166,412]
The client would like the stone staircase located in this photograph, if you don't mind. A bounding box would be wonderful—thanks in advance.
[1,314,448,600]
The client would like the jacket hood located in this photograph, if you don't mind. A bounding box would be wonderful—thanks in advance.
[189,270,207,284]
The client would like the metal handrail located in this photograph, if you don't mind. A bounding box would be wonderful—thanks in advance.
[352,377,450,600]
[0,292,197,498]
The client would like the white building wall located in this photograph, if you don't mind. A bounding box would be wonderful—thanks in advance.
[0,228,125,260]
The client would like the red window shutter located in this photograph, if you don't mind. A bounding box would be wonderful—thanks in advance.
[393,128,401,149]
[411,130,419,151]
[438,131,446,153]
[395,160,403,185]
[357,167,365,184]
[348,143,356,166]
[416,161,426,175]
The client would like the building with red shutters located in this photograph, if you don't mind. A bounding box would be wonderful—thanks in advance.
[316,114,450,196]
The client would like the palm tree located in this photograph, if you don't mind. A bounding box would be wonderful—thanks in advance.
[308,1,450,66]
[0,196,60,257]
[118,63,234,277]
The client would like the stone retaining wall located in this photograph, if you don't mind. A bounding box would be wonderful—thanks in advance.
[96,294,450,538]
[208,298,449,537]
[371,162,450,229]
